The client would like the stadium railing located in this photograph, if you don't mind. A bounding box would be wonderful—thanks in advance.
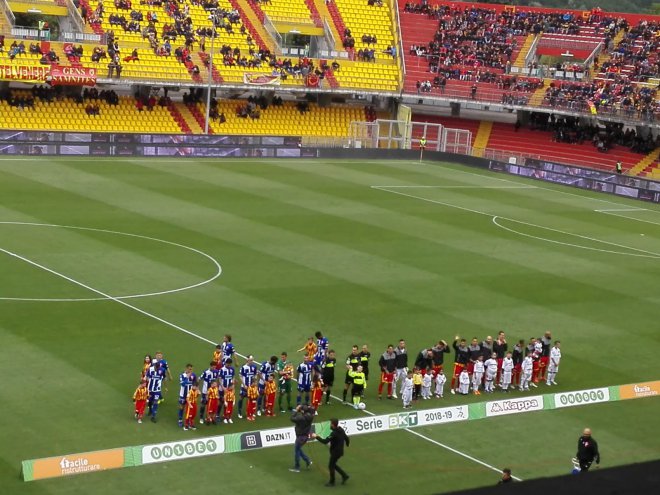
[0,0,14,27]
[65,0,86,33]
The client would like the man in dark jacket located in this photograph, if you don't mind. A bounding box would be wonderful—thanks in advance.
[576,428,600,472]
[290,405,314,472]
[313,418,350,486]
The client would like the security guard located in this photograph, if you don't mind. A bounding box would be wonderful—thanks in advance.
[322,350,336,404]
[616,161,623,174]
[419,136,427,149]
[348,365,366,409]
[359,345,371,381]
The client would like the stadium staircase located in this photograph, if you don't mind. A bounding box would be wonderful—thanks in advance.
[174,103,205,134]
[484,122,646,172]
[324,0,348,50]
[646,162,660,180]
[527,79,552,106]
[629,148,660,176]
[471,121,493,158]
[167,102,193,134]
[195,52,224,84]
[230,0,274,52]
[311,0,343,50]
[185,103,214,134]
[513,34,536,70]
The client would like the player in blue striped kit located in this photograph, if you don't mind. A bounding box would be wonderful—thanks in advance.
[238,355,258,419]
[178,364,197,427]
[258,356,279,416]
[199,361,219,424]
[297,355,314,406]
[147,362,166,422]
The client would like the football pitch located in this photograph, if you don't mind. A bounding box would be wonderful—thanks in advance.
[1,157,660,495]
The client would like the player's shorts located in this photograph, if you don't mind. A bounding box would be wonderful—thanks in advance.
[322,374,334,387]
[395,368,407,382]
[432,364,444,375]
[351,384,364,396]
[313,356,324,367]
[532,360,540,372]
[381,371,394,384]
[485,372,496,382]
[258,381,266,393]
[548,363,559,373]
[539,356,549,368]
[467,362,475,374]
[240,387,248,398]
[344,371,353,385]
[149,392,161,402]
[501,371,512,383]
[496,358,503,370]
[453,363,465,377]
[297,383,311,393]
[513,364,522,375]
[279,380,291,393]
[178,397,186,405]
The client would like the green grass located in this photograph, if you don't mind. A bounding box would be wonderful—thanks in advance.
[1,157,659,495]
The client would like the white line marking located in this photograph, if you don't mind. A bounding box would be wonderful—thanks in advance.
[0,222,222,301]
[404,429,522,481]
[596,211,660,227]
[0,246,516,479]
[492,217,660,259]
[373,187,660,259]
[594,208,648,212]
[425,161,660,208]
[0,247,218,345]
[369,185,537,189]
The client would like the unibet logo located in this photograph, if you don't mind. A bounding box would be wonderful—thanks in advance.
[388,412,419,429]
[59,457,88,469]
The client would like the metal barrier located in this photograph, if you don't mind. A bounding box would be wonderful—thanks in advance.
[66,0,86,34]
[0,0,15,27]
[262,14,283,55]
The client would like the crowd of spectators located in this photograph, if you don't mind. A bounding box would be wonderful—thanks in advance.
[541,78,658,122]
[599,21,659,82]
[528,112,659,154]
[403,3,625,77]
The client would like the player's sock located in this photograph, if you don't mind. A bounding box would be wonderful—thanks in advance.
[342,389,347,402]
[387,383,393,396]
[151,402,158,417]
[353,396,359,406]
[200,404,206,418]
[325,389,331,403]
[178,408,183,421]
[296,395,301,406]
[237,398,243,415]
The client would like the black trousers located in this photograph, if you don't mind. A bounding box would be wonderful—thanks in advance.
[578,459,593,472]
[329,453,348,483]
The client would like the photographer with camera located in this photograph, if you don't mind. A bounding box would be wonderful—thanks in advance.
[289,404,314,472]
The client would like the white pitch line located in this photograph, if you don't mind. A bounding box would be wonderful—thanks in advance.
[0,246,217,346]
[0,221,222,302]
[596,210,660,227]
[594,208,648,212]
[369,185,537,189]
[373,186,660,259]
[492,217,660,259]
[0,245,517,480]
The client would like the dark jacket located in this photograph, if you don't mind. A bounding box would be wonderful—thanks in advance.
[291,407,314,437]
[576,435,600,464]
[318,426,350,457]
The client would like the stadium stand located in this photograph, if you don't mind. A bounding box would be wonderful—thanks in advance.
[259,0,314,24]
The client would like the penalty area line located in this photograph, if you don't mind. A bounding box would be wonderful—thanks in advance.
[0,247,515,480]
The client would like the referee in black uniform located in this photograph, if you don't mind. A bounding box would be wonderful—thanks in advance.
[313,418,350,486]
[576,427,600,472]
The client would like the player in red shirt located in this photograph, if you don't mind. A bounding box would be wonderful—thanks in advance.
[212,344,223,370]
[246,383,259,421]
[184,384,200,430]
[264,375,277,416]
[140,355,152,381]
[311,376,324,415]
[205,381,220,424]
[223,386,235,424]
[133,381,148,423]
